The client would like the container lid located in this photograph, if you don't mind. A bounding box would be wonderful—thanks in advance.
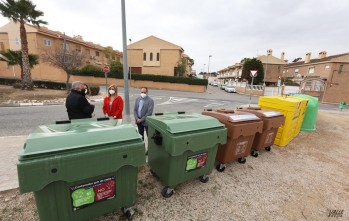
[228,113,260,122]
[261,110,283,117]
[19,119,141,159]
[146,112,224,134]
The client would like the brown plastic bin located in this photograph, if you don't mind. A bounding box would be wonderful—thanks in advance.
[202,109,263,172]
[237,107,285,157]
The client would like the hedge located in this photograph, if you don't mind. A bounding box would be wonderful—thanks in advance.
[0,77,66,90]
[69,70,208,86]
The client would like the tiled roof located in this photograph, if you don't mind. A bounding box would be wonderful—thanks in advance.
[256,55,286,65]
[286,53,349,67]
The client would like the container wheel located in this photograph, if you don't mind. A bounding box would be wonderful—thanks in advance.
[265,146,272,151]
[216,164,226,172]
[161,186,174,198]
[238,157,246,164]
[251,150,259,158]
[199,175,209,183]
[122,207,135,218]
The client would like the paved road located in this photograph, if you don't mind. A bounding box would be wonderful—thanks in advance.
[0,86,258,136]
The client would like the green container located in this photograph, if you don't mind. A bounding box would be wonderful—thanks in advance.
[146,112,227,197]
[17,118,145,221]
[292,94,318,132]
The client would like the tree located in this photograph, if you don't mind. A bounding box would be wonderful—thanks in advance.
[102,46,117,63]
[0,49,39,79]
[241,58,264,85]
[0,0,47,90]
[175,56,195,77]
[41,48,86,92]
[109,60,123,74]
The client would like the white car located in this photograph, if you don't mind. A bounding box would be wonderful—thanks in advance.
[225,85,236,93]
[211,82,218,87]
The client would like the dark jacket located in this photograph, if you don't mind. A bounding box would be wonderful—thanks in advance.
[134,95,154,126]
[66,90,95,120]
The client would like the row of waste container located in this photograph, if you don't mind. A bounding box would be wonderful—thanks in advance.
[17,94,318,221]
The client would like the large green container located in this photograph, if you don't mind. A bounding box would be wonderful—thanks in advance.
[17,118,145,221]
[292,94,319,132]
[146,112,227,198]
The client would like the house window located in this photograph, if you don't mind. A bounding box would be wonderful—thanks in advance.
[150,52,153,61]
[277,66,280,73]
[294,69,299,76]
[308,67,315,75]
[157,52,160,61]
[95,51,100,57]
[0,42,4,51]
[15,37,19,45]
[338,64,343,74]
[143,52,146,61]
[325,65,330,71]
[44,39,52,46]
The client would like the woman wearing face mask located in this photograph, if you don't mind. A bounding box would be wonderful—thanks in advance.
[103,84,124,120]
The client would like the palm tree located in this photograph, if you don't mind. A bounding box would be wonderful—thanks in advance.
[0,0,47,90]
[0,49,39,78]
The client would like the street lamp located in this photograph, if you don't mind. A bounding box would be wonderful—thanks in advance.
[208,55,212,78]
[129,38,132,82]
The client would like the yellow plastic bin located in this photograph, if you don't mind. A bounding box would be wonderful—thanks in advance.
[258,96,302,147]
[289,96,309,136]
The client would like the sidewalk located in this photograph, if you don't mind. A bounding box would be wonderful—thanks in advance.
[0,136,26,192]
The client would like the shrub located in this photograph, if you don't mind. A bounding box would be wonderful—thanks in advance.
[90,86,100,96]
[13,82,21,88]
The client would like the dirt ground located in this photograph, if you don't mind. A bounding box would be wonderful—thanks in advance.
[0,84,348,220]
[0,85,67,103]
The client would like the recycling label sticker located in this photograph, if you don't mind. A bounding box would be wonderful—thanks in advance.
[186,152,208,172]
[70,176,116,211]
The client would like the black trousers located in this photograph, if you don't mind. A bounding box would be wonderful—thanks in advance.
[137,123,148,141]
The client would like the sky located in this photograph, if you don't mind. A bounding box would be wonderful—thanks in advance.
[0,0,348,73]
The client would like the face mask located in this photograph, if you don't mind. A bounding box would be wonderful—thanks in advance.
[84,89,88,95]
[109,90,115,95]
[140,93,147,98]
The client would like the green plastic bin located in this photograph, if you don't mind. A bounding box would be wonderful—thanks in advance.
[146,112,227,198]
[17,118,145,221]
[292,94,319,132]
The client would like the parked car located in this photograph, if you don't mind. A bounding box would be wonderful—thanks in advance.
[211,82,218,87]
[225,85,237,93]
[220,84,227,90]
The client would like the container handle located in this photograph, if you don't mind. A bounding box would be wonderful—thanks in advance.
[55,120,71,124]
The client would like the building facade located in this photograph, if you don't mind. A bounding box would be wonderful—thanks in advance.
[128,35,187,76]
[284,51,349,103]
[0,22,122,82]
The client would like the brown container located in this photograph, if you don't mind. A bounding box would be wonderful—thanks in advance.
[202,109,263,172]
[237,107,285,157]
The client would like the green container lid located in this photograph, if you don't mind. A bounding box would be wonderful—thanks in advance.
[147,112,227,156]
[19,118,141,159]
[147,112,225,134]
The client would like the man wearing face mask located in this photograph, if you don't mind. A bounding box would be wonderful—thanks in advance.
[134,87,154,141]
[65,81,95,120]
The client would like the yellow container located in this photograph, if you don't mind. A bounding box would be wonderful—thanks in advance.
[289,96,309,136]
[258,96,302,147]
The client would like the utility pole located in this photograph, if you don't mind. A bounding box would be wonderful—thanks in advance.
[208,55,212,78]
[121,0,130,122]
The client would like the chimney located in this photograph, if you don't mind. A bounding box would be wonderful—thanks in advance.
[318,51,327,59]
[267,49,273,56]
[305,52,311,63]
[281,52,285,61]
